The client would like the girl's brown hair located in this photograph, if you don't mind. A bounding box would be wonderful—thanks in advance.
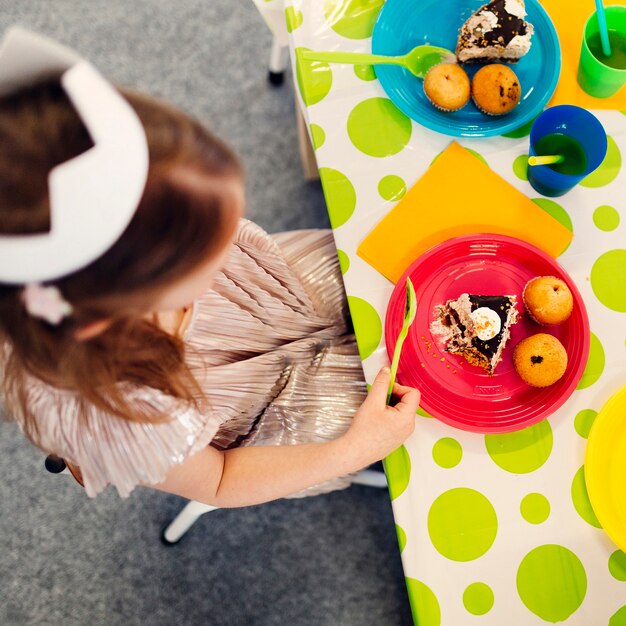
[0,79,242,444]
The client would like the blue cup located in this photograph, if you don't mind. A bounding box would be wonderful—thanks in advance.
[527,105,608,197]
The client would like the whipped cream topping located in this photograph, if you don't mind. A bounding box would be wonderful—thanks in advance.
[505,0,527,19]
[507,31,533,54]
[467,12,499,37]
[470,307,502,341]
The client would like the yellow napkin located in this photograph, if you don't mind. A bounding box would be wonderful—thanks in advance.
[357,142,573,284]
[541,0,626,109]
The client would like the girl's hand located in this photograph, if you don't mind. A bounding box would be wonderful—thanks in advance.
[343,367,421,467]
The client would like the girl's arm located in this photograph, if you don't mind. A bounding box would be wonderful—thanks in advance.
[146,368,420,508]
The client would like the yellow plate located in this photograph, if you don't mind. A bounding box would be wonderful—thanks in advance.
[585,386,626,551]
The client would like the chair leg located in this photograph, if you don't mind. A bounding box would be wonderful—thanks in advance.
[352,469,388,488]
[160,500,218,545]
[268,36,289,86]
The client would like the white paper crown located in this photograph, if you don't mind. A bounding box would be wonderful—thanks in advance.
[0,28,149,284]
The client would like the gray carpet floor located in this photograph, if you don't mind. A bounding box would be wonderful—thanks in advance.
[0,2,412,625]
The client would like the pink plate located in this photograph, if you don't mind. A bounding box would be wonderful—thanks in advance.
[385,234,590,433]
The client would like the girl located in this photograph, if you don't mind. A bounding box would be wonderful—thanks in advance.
[0,29,420,506]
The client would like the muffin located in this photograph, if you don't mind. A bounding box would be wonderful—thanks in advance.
[423,63,471,112]
[513,333,568,387]
[523,276,574,325]
[471,64,521,115]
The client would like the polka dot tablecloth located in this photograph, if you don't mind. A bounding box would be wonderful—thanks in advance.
[257,1,626,623]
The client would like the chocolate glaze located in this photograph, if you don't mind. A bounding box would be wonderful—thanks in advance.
[467,295,515,359]
[481,0,527,45]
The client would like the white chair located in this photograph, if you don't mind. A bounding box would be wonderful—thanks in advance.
[160,468,387,545]
[268,35,290,86]
[255,0,290,86]
[44,454,387,545]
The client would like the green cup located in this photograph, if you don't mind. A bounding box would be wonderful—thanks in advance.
[577,6,626,98]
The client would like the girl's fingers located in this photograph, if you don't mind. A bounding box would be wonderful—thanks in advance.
[392,381,418,397]
[394,387,421,412]
[369,366,391,402]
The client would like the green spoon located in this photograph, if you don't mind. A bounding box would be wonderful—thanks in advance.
[387,277,417,404]
[301,46,456,79]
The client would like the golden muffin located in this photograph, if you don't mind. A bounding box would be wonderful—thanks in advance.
[424,63,471,112]
[471,64,521,115]
[513,333,568,387]
[523,276,574,325]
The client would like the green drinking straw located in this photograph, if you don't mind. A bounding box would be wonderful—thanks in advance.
[595,0,613,57]
[528,154,565,166]
[387,277,417,404]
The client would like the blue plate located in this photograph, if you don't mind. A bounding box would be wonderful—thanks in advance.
[371,0,561,137]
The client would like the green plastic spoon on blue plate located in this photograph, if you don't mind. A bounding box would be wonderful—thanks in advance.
[387,277,417,404]
[301,46,456,80]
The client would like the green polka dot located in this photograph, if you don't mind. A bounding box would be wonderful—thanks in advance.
[520,493,550,524]
[503,115,537,138]
[581,135,622,188]
[464,148,488,167]
[417,407,433,418]
[463,582,494,616]
[427,488,498,562]
[430,147,487,167]
[310,124,326,150]
[432,437,463,469]
[285,6,303,32]
[318,167,356,229]
[593,205,620,231]
[591,250,626,312]
[574,409,597,439]
[611,606,626,626]
[513,154,529,180]
[571,465,601,528]
[383,444,410,500]
[347,98,412,157]
[609,550,626,581]
[347,296,381,359]
[295,48,333,107]
[516,545,587,623]
[484,421,553,474]
[531,198,573,232]
[336,249,350,275]
[395,524,407,553]
[577,332,606,389]
[323,0,384,39]
[405,578,441,626]
[531,198,573,255]
[354,64,377,81]
[378,175,406,201]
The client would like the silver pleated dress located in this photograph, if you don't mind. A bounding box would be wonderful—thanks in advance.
[11,220,368,498]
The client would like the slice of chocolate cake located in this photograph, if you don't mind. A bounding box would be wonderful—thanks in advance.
[456,0,534,64]
[431,294,519,374]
